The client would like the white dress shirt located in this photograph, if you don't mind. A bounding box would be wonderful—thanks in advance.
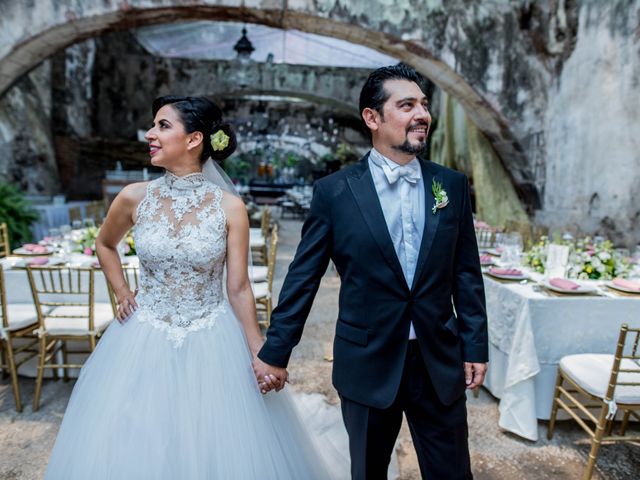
[368,148,425,340]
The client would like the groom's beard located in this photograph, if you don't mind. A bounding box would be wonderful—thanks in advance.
[391,122,430,155]
[392,138,427,155]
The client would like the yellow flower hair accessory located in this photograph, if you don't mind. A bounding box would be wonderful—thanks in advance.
[210,129,230,152]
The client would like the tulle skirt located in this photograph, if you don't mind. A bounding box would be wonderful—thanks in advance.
[45,302,335,479]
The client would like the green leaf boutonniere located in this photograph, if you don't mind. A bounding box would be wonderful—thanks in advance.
[431,179,449,214]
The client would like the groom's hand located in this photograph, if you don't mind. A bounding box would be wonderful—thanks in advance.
[252,357,288,394]
[464,362,487,390]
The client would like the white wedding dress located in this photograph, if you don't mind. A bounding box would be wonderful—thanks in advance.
[46,172,335,479]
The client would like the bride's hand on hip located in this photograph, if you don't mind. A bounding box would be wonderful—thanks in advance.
[116,288,138,324]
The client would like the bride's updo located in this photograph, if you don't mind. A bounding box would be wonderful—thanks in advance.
[152,95,237,161]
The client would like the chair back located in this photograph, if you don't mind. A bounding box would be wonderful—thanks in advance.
[26,266,95,332]
[68,206,83,223]
[0,265,8,330]
[606,324,640,403]
[260,207,271,239]
[266,224,279,291]
[107,265,140,315]
[0,223,9,258]
[85,201,106,225]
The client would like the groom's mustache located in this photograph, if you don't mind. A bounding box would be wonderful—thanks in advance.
[406,121,430,134]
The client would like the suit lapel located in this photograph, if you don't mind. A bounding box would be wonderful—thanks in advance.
[411,161,441,291]
[347,155,409,291]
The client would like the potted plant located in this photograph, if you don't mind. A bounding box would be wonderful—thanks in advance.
[0,181,39,248]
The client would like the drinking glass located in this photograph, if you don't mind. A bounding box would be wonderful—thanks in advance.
[72,220,83,230]
[83,218,96,228]
[547,243,570,279]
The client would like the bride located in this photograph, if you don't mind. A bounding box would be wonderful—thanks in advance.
[46,96,333,479]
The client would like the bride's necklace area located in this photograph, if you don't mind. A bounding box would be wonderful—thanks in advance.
[163,170,206,191]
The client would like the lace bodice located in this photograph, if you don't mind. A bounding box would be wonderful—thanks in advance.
[133,172,227,347]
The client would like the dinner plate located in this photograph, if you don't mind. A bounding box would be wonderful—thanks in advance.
[485,269,528,281]
[13,246,56,256]
[15,257,65,268]
[605,281,640,294]
[542,279,597,294]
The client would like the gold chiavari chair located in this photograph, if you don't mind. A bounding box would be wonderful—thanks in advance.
[0,223,10,258]
[254,224,278,328]
[548,324,640,479]
[107,265,140,315]
[0,265,39,411]
[85,201,106,225]
[250,207,271,265]
[27,265,115,410]
[68,206,82,224]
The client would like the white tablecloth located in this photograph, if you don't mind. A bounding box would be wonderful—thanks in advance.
[1,258,128,378]
[483,273,640,440]
[31,201,92,240]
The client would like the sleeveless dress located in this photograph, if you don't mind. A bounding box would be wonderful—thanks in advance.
[45,172,334,479]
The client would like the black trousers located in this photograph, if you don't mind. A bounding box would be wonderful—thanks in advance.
[340,341,472,480]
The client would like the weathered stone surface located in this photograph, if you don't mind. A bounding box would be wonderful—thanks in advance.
[0,0,638,244]
[431,91,530,229]
[90,32,370,139]
[539,2,640,246]
[0,62,59,194]
[0,0,541,204]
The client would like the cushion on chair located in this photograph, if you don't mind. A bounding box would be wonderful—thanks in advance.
[560,354,640,404]
[4,304,40,332]
[251,282,270,300]
[43,303,114,335]
[250,236,266,248]
[248,266,268,282]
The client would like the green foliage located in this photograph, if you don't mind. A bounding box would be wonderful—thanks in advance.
[0,181,39,248]
[223,156,252,183]
[334,143,359,165]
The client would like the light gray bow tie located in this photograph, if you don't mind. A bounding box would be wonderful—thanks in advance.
[383,163,421,184]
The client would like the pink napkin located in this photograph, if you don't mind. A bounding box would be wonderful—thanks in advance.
[28,257,49,266]
[31,245,49,254]
[612,278,640,292]
[489,267,523,276]
[549,278,580,290]
[22,243,39,251]
[479,255,493,265]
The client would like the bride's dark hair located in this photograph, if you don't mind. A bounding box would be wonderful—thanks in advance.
[152,95,237,161]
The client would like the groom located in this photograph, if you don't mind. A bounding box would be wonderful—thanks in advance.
[255,64,488,479]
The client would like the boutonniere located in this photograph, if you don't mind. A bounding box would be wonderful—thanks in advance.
[431,179,449,214]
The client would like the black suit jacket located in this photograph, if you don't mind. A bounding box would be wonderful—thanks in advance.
[258,154,488,408]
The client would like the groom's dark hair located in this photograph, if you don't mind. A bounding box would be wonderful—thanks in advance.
[359,63,426,122]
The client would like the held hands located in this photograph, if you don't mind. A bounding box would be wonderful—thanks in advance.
[115,287,138,324]
[252,356,288,394]
[464,362,487,390]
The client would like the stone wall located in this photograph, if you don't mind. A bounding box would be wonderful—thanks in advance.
[0,62,59,194]
[90,32,371,141]
[0,0,639,244]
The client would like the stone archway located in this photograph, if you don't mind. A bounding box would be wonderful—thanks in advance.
[0,0,537,209]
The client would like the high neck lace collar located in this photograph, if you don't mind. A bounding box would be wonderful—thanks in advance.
[163,171,206,190]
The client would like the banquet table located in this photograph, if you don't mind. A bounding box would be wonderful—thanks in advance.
[1,255,134,377]
[30,201,92,240]
[483,271,640,441]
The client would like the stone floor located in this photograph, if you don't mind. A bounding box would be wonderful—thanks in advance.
[1,218,639,479]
